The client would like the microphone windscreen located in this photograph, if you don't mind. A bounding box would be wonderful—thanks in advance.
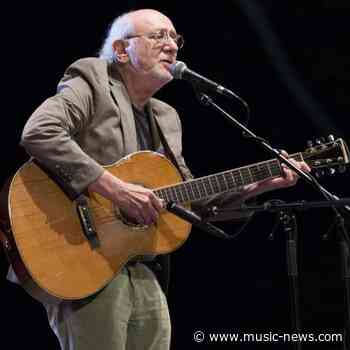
[170,61,187,79]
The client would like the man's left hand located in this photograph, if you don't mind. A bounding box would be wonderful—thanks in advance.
[256,151,311,192]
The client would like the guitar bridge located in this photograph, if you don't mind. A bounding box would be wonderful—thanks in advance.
[75,195,100,249]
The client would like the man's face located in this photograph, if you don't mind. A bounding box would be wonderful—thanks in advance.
[125,12,179,84]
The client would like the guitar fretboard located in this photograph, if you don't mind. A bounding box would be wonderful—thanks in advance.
[154,153,303,204]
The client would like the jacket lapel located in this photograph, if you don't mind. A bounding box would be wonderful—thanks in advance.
[151,106,184,176]
[108,66,138,156]
[146,104,162,151]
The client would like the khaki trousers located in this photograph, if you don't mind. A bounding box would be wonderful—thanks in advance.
[44,263,171,350]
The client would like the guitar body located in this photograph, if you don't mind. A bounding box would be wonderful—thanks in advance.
[4,137,349,300]
[7,151,191,300]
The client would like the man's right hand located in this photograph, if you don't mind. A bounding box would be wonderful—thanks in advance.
[88,170,164,225]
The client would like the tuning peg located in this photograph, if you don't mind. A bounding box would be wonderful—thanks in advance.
[315,169,325,178]
[327,168,336,176]
[328,134,335,142]
[338,165,347,173]
[315,137,326,145]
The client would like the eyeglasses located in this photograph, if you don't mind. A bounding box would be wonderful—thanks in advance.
[125,29,184,49]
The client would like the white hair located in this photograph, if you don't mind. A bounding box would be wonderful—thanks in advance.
[99,12,134,63]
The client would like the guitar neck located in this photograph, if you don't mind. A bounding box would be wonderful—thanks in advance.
[154,152,304,204]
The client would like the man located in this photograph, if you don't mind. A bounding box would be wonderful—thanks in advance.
[10,8,310,350]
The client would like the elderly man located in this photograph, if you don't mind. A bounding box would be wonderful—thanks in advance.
[11,8,309,350]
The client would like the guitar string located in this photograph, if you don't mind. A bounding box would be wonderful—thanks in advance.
[37,149,330,226]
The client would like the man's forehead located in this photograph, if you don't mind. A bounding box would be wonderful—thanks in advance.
[129,10,176,33]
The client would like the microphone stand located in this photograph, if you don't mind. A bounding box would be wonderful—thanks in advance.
[283,210,301,350]
[227,199,350,350]
[196,92,350,348]
[279,207,301,350]
[166,202,231,240]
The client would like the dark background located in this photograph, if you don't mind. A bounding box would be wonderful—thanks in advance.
[1,1,350,349]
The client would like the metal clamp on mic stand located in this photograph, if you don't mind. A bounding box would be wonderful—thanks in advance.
[166,202,231,240]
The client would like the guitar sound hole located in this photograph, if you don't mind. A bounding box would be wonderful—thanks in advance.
[113,205,149,230]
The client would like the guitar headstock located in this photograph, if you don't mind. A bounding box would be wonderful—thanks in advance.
[303,135,349,177]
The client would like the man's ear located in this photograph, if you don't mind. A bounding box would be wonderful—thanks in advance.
[112,40,129,63]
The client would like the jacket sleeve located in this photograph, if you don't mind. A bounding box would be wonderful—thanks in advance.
[21,77,105,197]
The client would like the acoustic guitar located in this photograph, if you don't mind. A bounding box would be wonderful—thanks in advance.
[1,138,348,300]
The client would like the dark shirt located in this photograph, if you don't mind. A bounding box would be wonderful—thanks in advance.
[133,106,154,151]
[133,106,165,155]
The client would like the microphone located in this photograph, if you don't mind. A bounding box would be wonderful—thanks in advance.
[166,202,230,240]
[170,61,247,106]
